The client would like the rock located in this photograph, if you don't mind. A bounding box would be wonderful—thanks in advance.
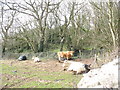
[77,57,119,88]
[32,56,41,62]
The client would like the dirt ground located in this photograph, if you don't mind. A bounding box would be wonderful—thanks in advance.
[2,59,64,72]
[2,58,94,72]
[0,60,81,88]
[1,58,95,88]
[1,50,117,88]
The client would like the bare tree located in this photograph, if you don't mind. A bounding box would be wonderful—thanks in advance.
[53,1,86,51]
[1,0,62,52]
[90,1,118,50]
[0,4,16,54]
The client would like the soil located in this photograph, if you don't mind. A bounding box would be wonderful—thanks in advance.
[1,59,94,88]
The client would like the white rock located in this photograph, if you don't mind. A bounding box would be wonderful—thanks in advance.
[32,56,41,62]
[77,58,119,88]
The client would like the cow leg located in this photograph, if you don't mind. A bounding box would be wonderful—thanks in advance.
[58,56,61,60]
[66,57,69,60]
[73,71,77,75]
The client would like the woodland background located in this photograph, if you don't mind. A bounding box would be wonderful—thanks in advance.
[0,0,119,59]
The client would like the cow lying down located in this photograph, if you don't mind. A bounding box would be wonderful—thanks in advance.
[63,60,91,75]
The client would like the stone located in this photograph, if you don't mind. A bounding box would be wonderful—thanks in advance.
[77,58,119,88]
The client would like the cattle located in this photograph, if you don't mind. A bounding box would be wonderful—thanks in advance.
[62,60,91,75]
[18,55,27,61]
[57,51,74,61]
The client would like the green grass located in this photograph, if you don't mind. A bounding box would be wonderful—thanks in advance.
[1,60,83,88]
[51,49,60,53]
[19,81,65,88]
[48,46,69,53]
[2,64,18,75]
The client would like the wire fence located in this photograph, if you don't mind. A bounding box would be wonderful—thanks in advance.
[1,49,109,60]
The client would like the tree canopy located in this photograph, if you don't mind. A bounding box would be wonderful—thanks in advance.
[0,0,119,53]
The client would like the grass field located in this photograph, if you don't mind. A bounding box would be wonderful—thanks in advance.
[1,59,83,88]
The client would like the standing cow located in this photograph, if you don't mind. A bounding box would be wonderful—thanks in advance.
[57,51,74,61]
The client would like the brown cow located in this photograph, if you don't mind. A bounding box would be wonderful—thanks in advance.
[57,51,74,61]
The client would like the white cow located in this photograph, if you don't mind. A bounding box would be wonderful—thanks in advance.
[63,60,90,74]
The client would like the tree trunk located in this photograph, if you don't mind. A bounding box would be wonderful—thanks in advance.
[2,42,6,57]
[60,37,64,51]
[38,40,44,52]
[0,43,2,59]
[66,36,72,51]
[38,32,45,52]
[118,1,120,54]
[108,2,116,49]
[109,22,116,49]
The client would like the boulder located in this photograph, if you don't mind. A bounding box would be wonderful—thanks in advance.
[77,57,119,88]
